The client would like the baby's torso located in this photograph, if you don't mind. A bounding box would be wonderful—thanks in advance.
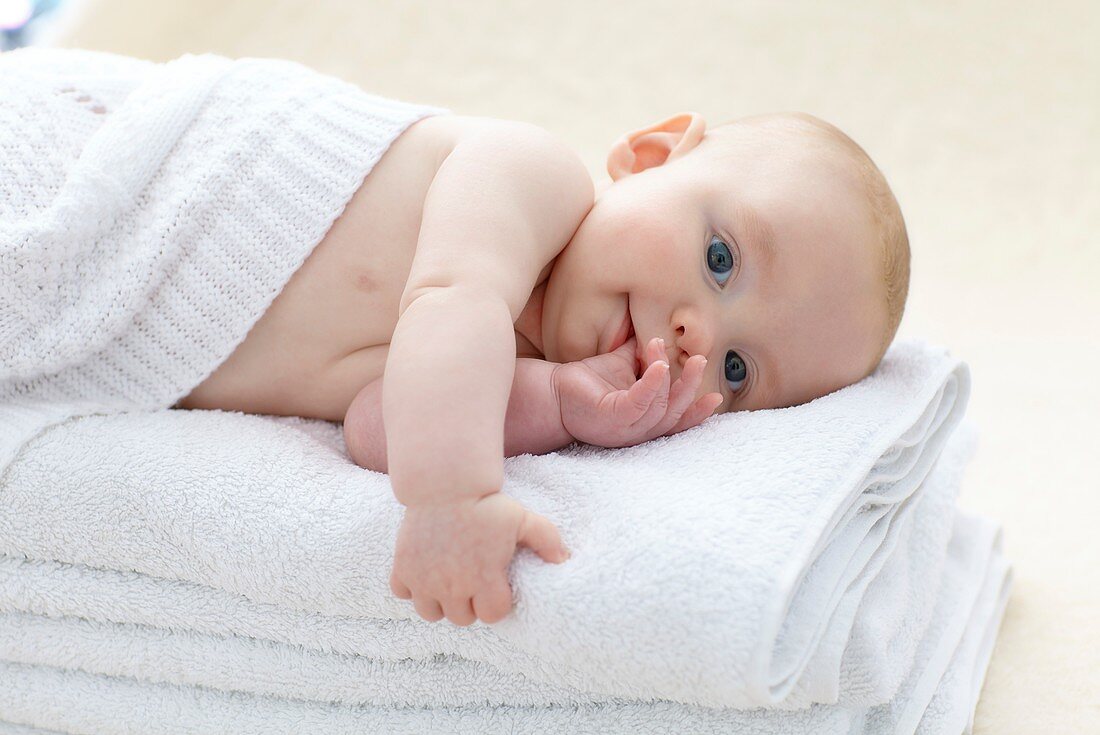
[175,115,551,421]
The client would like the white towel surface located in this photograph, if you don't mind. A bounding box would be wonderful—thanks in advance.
[0,511,1009,734]
[0,420,966,711]
[0,337,978,715]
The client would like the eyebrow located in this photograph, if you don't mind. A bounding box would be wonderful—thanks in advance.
[732,199,776,272]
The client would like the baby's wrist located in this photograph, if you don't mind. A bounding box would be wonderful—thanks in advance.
[549,363,578,443]
[394,483,498,508]
[503,358,574,457]
[400,492,494,510]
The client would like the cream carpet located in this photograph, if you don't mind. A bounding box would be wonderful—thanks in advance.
[41,0,1100,731]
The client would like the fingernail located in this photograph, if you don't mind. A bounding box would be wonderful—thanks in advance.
[658,338,664,348]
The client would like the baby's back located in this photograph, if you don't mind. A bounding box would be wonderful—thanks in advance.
[174,114,559,421]
[176,115,463,420]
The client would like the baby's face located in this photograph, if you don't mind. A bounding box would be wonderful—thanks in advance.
[541,121,887,412]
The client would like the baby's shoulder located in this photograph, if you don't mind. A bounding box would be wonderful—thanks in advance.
[403,114,588,177]
[390,112,593,237]
[424,113,593,221]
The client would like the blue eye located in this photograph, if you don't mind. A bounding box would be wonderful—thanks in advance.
[706,236,738,286]
[725,350,748,391]
[706,236,747,392]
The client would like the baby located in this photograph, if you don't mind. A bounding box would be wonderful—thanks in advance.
[176,107,909,627]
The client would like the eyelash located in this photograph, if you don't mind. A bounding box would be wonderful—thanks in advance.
[703,234,751,397]
[705,234,740,287]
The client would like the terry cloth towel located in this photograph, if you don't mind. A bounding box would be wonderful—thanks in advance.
[0,506,1010,734]
[0,338,986,713]
[0,47,449,474]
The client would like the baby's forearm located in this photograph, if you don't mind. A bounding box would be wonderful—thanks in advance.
[344,357,574,474]
[382,286,514,506]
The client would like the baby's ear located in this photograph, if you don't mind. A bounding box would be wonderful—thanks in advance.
[606,112,706,180]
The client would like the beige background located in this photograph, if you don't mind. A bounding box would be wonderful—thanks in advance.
[47,0,1100,731]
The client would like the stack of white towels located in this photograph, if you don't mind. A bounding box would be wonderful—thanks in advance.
[0,337,1010,734]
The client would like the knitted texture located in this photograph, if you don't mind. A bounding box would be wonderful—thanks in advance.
[0,48,450,474]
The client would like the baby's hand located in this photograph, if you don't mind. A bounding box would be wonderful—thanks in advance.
[553,336,723,448]
[389,493,569,626]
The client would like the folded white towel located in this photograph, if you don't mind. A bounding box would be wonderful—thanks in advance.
[0,417,966,711]
[865,516,1012,735]
[0,511,1010,735]
[0,337,970,710]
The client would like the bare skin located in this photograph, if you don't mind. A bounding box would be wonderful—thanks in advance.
[174,114,473,422]
[175,110,887,628]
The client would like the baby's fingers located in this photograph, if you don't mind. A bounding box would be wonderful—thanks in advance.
[441,596,477,627]
[472,576,514,625]
[412,595,445,623]
[663,392,723,436]
[390,569,412,600]
[648,354,707,438]
[614,358,670,427]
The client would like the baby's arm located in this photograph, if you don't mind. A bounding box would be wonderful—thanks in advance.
[382,121,590,504]
[344,357,572,473]
[380,120,592,625]
[345,339,722,471]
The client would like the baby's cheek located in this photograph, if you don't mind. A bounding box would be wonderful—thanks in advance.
[608,207,675,263]
[647,228,682,266]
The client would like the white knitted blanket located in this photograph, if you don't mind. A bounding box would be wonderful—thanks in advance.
[0,47,448,475]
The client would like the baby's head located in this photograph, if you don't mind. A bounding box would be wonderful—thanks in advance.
[541,111,909,412]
